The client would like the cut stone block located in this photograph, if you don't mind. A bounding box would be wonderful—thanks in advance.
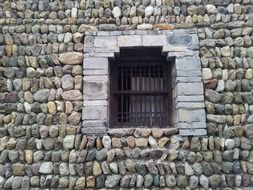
[82,120,108,128]
[82,105,107,120]
[83,58,109,75]
[177,109,206,122]
[83,76,108,100]
[176,58,201,70]
[176,102,205,109]
[94,36,117,48]
[176,82,204,95]
[118,35,142,47]
[82,127,107,135]
[176,95,204,102]
[142,35,166,46]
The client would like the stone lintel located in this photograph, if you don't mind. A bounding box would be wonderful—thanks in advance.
[117,35,142,47]
[142,35,167,46]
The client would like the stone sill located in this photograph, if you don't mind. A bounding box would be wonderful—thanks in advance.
[107,128,179,138]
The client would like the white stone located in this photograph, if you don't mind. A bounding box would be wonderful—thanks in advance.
[59,52,83,65]
[216,80,224,92]
[202,68,212,80]
[245,69,253,79]
[63,135,75,149]
[200,174,209,189]
[205,4,217,14]
[24,102,32,113]
[39,162,53,174]
[225,139,235,150]
[221,46,230,57]
[71,8,78,18]
[185,163,194,176]
[59,163,69,175]
[0,176,5,188]
[145,6,154,17]
[64,32,73,43]
[112,7,121,18]
[137,24,153,30]
[102,136,111,149]
[148,136,158,147]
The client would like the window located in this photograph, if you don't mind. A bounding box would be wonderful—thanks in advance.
[110,47,174,128]
[83,31,206,136]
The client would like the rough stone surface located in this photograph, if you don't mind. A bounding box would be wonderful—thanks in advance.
[0,0,252,189]
[59,52,83,65]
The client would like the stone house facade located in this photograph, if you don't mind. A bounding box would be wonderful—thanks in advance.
[0,0,253,189]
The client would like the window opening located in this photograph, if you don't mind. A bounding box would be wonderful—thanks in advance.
[110,47,174,128]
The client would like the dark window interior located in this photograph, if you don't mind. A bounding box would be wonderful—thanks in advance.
[110,47,174,128]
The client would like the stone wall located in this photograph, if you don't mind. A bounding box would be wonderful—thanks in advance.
[0,0,253,189]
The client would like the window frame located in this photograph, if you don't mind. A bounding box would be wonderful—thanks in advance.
[109,47,174,128]
[82,30,207,136]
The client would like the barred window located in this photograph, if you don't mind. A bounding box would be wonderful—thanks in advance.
[110,48,174,128]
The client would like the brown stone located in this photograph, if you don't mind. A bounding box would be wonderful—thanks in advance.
[158,137,169,147]
[47,102,57,114]
[93,161,102,176]
[135,138,148,147]
[140,128,151,137]
[234,126,244,137]
[5,45,12,56]
[152,129,164,138]
[75,177,85,190]
[12,163,25,175]
[153,24,174,30]
[204,79,218,89]
[86,176,95,188]
[164,128,179,136]
[61,90,82,100]
[59,52,84,65]
[112,138,122,148]
[126,136,135,148]
[96,137,103,150]
[66,126,76,135]
[78,24,98,33]
[25,150,33,164]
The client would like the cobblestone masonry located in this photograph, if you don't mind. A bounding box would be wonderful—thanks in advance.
[1,0,253,189]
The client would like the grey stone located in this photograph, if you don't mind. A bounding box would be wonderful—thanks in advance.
[166,175,176,187]
[62,74,74,90]
[144,174,153,187]
[105,175,121,188]
[205,89,222,103]
[34,89,49,103]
